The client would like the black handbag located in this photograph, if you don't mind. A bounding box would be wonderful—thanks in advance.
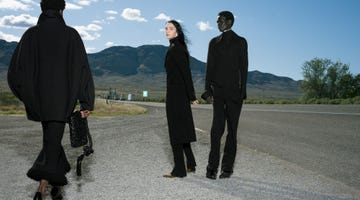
[68,110,94,176]
[69,110,89,147]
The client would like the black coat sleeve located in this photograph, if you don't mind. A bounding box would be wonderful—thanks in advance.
[171,48,196,101]
[77,34,95,111]
[7,29,37,105]
[239,38,248,100]
[69,30,95,111]
[204,39,215,98]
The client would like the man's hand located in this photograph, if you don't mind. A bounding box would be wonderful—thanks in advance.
[192,99,199,105]
[80,110,90,118]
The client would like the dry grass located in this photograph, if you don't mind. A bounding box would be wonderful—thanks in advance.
[0,104,25,115]
[91,100,147,117]
[0,99,147,117]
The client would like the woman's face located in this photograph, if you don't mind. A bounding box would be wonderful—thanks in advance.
[165,22,177,40]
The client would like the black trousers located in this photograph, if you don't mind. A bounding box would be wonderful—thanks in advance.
[27,121,70,186]
[170,143,196,177]
[208,97,243,172]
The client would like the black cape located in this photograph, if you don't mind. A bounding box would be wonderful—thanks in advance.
[7,10,94,122]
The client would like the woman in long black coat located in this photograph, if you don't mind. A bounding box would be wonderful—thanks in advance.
[163,20,199,178]
[7,0,94,199]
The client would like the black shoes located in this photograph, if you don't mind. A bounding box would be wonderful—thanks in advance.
[51,187,63,200]
[206,167,217,180]
[33,192,42,200]
[186,167,196,173]
[163,173,186,178]
[219,171,233,179]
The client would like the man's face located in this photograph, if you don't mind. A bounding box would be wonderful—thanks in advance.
[217,15,231,32]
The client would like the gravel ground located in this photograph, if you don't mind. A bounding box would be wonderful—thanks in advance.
[1,104,360,200]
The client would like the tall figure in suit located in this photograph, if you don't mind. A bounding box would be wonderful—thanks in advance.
[7,0,94,199]
[163,20,199,178]
[202,11,248,179]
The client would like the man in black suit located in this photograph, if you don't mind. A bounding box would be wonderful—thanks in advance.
[202,11,248,179]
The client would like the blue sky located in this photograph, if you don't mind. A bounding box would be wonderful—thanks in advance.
[1,0,359,80]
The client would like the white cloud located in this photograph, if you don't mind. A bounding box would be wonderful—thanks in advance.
[74,24,102,40]
[105,41,114,47]
[66,2,82,10]
[92,19,107,24]
[0,14,37,29]
[0,0,33,11]
[83,24,102,31]
[75,0,98,6]
[105,10,118,15]
[106,16,115,20]
[154,13,170,21]
[196,21,213,31]
[0,31,21,42]
[121,8,147,22]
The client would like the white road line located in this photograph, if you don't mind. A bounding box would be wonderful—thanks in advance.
[244,109,360,116]
[195,127,207,133]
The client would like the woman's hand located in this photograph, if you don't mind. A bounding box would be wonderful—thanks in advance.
[191,100,199,105]
[80,110,90,118]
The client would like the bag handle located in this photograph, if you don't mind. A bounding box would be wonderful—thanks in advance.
[76,124,94,176]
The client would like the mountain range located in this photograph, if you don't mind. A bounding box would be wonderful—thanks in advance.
[0,39,301,99]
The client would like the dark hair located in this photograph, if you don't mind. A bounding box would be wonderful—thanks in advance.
[218,11,234,27]
[167,20,190,50]
[41,0,66,11]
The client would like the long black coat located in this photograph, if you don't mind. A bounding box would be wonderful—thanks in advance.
[7,10,94,122]
[204,30,248,101]
[165,38,196,144]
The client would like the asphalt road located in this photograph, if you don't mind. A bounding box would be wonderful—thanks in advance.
[0,103,359,200]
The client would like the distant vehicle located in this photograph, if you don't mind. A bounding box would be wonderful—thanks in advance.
[128,94,135,101]
[120,94,126,101]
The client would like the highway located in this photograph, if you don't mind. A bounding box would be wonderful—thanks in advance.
[0,103,359,199]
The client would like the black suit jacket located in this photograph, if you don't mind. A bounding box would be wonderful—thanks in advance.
[204,30,248,100]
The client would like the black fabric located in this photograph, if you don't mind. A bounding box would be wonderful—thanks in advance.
[205,30,248,100]
[7,10,94,122]
[205,30,248,172]
[207,97,242,172]
[170,143,196,177]
[165,37,196,144]
[27,121,70,186]
[183,143,196,169]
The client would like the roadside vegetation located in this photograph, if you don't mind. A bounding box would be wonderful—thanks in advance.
[300,58,359,103]
[0,92,24,115]
[0,92,147,116]
[91,100,147,116]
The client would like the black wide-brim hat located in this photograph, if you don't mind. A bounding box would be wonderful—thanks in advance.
[41,0,66,11]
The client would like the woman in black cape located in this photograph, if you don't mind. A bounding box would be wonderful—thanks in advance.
[7,0,94,199]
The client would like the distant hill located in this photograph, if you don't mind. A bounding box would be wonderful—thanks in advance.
[88,45,206,76]
[0,39,301,99]
[0,40,17,71]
